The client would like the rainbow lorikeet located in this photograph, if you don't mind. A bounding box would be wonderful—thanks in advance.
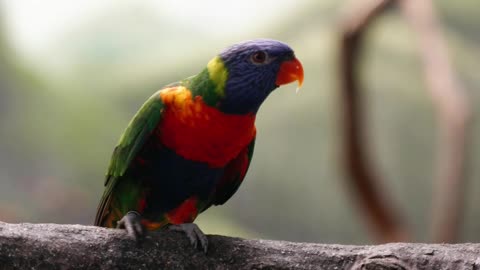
[94,39,304,252]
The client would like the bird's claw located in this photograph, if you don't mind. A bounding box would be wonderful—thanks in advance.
[117,211,145,241]
[168,223,208,253]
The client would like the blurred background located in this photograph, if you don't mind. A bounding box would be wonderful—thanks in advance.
[0,0,478,244]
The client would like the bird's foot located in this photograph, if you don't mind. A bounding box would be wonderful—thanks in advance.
[117,211,145,241]
[168,223,208,253]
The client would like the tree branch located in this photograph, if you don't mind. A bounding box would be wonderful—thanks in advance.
[338,0,410,242]
[399,0,472,243]
[1,222,479,269]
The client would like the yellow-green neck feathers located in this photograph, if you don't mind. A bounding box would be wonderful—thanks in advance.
[207,56,228,97]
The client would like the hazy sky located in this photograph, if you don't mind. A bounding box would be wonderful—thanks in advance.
[2,0,303,54]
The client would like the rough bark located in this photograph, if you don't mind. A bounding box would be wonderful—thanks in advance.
[0,222,479,270]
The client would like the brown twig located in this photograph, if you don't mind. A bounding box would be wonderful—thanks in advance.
[399,0,472,243]
[338,0,410,242]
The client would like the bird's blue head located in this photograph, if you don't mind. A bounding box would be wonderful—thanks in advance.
[202,39,304,114]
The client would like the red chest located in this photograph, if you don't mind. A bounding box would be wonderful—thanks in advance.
[157,87,256,167]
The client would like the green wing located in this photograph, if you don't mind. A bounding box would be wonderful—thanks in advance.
[94,91,164,226]
[105,92,164,181]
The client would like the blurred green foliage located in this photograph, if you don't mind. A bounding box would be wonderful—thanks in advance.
[0,1,478,244]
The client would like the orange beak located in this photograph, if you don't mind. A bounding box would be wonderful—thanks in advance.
[275,57,304,89]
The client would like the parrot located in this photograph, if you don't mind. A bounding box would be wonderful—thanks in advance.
[94,39,304,252]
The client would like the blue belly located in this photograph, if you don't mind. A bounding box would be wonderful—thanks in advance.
[127,141,223,216]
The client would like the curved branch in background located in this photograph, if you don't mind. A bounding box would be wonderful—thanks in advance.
[399,0,472,243]
[338,0,410,242]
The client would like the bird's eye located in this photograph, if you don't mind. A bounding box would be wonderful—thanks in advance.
[250,51,267,64]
